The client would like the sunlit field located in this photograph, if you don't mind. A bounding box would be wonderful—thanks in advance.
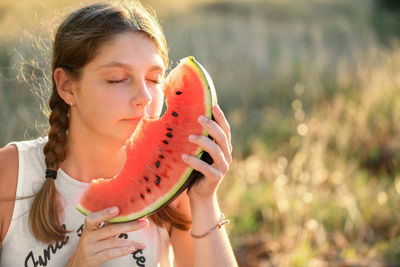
[1,0,400,266]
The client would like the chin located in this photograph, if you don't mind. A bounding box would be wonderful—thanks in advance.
[105,132,134,148]
[122,127,138,141]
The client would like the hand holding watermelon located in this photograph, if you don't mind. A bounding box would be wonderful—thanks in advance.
[67,207,148,267]
[182,104,232,202]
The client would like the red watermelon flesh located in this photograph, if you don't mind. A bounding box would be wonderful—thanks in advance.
[77,57,217,222]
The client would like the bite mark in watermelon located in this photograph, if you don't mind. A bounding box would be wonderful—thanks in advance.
[77,56,217,222]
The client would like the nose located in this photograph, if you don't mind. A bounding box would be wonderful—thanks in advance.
[130,79,152,108]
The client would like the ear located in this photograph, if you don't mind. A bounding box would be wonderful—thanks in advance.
[53,68,77,106]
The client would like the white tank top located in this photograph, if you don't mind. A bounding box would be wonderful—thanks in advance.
[0,137,173,267]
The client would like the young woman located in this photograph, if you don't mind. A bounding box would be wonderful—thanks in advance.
[0,2,236,266]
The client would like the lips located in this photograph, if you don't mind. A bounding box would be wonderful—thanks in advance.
[122,115,158,123]
[122,117,143,123]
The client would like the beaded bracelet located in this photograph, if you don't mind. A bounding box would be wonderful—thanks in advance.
[189,213,230,239]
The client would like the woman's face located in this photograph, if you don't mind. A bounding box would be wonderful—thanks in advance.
[70,32,165,144]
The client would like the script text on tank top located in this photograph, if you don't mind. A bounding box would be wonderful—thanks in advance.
[24,224,148,267]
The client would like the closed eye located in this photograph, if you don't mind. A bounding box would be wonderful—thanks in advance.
[150,80,162,85]
[107,79,127,84]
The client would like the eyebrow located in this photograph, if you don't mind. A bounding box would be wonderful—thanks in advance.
[98,61,165,73]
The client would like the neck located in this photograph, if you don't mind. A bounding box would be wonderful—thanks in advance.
[60,124,127,183]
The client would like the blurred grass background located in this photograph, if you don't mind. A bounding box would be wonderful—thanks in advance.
[1,0,400,266]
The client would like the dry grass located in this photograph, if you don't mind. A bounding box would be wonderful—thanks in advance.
[217,33,400,267]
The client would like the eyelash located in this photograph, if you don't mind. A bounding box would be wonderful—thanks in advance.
[106,79,162,85]
[107,79,127,84]
[151,80,162,85]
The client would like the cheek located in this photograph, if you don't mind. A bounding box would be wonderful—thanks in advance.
[78,82,122,123]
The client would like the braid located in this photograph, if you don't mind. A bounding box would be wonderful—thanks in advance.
[29,87,70,243]
[43,87,70,169]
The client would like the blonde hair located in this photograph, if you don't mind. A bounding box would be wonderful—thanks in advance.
[30,1,190,244]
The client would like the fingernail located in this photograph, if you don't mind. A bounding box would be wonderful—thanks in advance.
[109,207,119,215]
[188,135,196,142]
[198,115,207,123]
[138,243,146,249]
[181,154,189,161]
[128,246,136,253]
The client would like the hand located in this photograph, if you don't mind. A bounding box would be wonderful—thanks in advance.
[182,105,233,202]
[67,207,148,267]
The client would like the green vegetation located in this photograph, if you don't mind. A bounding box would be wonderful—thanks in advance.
[1,0,400,265]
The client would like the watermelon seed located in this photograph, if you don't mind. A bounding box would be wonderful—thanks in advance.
[147,188,151,193]
[176,91,182,95]
[141,194,144,199]
[166,132,173,138]
[163,140,169,144]
[144,176,149,181]
[155,175,161,185]
[156,161,160,168]
[130,197,134,203]
[172,112,178,117]
[167,128,173,131]
[159,155,164,159]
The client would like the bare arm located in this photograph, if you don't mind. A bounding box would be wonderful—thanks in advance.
[170,188,237,267]
[190,196,236,267]
[0,145,19,249]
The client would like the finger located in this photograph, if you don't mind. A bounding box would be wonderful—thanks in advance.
[212,105,232,152]
[94,238,146,254]
[182,154,224,183]
[188,135,229,174]
[84,207,120,231]
[198,115,232,163]
[96,219,149,240]
[94,246,139,265]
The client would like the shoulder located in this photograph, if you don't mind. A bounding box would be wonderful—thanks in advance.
[168,190,191,236]
[0,144,19,245]
[173,191,191,217]
[160,192,191,236]
[0,143,18,161]
[0,144,19,190]
[170,191,192,221]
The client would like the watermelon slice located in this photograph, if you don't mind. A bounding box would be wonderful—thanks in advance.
[77,56,217,222]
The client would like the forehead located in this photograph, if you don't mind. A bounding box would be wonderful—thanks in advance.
[87,32,165,72]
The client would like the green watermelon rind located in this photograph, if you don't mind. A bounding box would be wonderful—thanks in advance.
[185,56,217,155]
[76,56,217,222]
